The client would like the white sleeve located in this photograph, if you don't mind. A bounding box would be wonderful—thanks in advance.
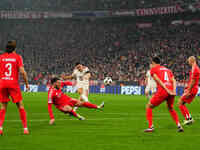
[85,67,89,72]
[83,67,90,74]
[72,69,77,77]
[146,71,149,78]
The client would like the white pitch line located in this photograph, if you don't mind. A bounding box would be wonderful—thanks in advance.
[5,118,127,122]
[4,117,200,123]
[5,112,200,116]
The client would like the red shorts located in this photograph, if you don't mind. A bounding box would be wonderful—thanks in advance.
[181,88,198,104]
[56,98,78,111]
[150,89,174,108]
[0,83,22,103]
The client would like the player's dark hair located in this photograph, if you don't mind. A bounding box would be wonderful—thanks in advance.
[75,62,81,66]
[152,57,161,64]
[51,77,60,84]
[6,40,16,53]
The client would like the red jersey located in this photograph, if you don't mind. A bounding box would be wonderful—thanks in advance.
[0,52,23,84]
[48,81,72,106]
[187,64,200,89]
[150,65,174,91]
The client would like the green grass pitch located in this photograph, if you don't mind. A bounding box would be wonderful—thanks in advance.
[0,92,200,150]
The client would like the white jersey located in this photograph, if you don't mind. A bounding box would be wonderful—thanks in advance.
[72,67,90,89]
[146,70,156,88]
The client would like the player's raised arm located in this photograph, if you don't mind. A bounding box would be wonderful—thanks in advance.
[61,74,74,80]
[62,81,73,86]
[19,66,29,91]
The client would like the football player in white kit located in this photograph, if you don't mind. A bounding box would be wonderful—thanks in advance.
[72,63,91,102]
[145,64,157,100]
[62,63,91,103]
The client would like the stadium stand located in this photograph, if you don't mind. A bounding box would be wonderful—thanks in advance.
[0,0,197,11]
[0,18,200,85]
[0,0,200,85]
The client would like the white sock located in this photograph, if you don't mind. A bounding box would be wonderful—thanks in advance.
[81,94,89,102]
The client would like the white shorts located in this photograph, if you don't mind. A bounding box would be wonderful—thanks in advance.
[145,85,157,94]
[76,82,89,91]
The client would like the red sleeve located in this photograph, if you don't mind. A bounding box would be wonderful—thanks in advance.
[169,70,174,79]
[48,103,54,120]
[192,67,199,80]
[150,68,155,76]
[61,81,73,87]
[18,55,24,67]
[48,88,54,104]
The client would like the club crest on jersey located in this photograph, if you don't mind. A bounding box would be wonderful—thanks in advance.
[56,92,62,98]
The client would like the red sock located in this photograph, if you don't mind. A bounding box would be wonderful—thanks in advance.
[69,110,78,117]
[183,105,191,119]
[179,105,187,120]
[82,102,98,109]
[0,109,6,128]
[169,109,180,126]
[19,108,28,129]
[146,108,153,128]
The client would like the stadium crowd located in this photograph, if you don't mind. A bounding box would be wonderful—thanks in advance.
[0,18,200,85]
[0,0,197,11]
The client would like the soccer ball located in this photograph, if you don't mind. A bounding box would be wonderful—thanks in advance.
[104,77,113,85]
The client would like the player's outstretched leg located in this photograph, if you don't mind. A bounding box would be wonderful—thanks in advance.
[144,103,154,132]
[81,101,104,110]
[178,99,194,125]
[0,103,7,135]
[16,101,29,135]
[62,105,85,120]
[74,94,89,111]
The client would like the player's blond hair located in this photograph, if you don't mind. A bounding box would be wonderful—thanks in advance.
[188,56,196,63]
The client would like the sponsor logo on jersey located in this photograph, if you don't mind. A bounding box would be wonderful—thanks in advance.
[2,58,16,62]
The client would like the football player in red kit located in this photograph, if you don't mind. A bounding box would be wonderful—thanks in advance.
[48,77,104,124]
[144,57,183,132]
[178,56,200,125]
[0,41,30,135]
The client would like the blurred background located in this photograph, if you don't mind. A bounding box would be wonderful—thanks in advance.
[0,0,200,87]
